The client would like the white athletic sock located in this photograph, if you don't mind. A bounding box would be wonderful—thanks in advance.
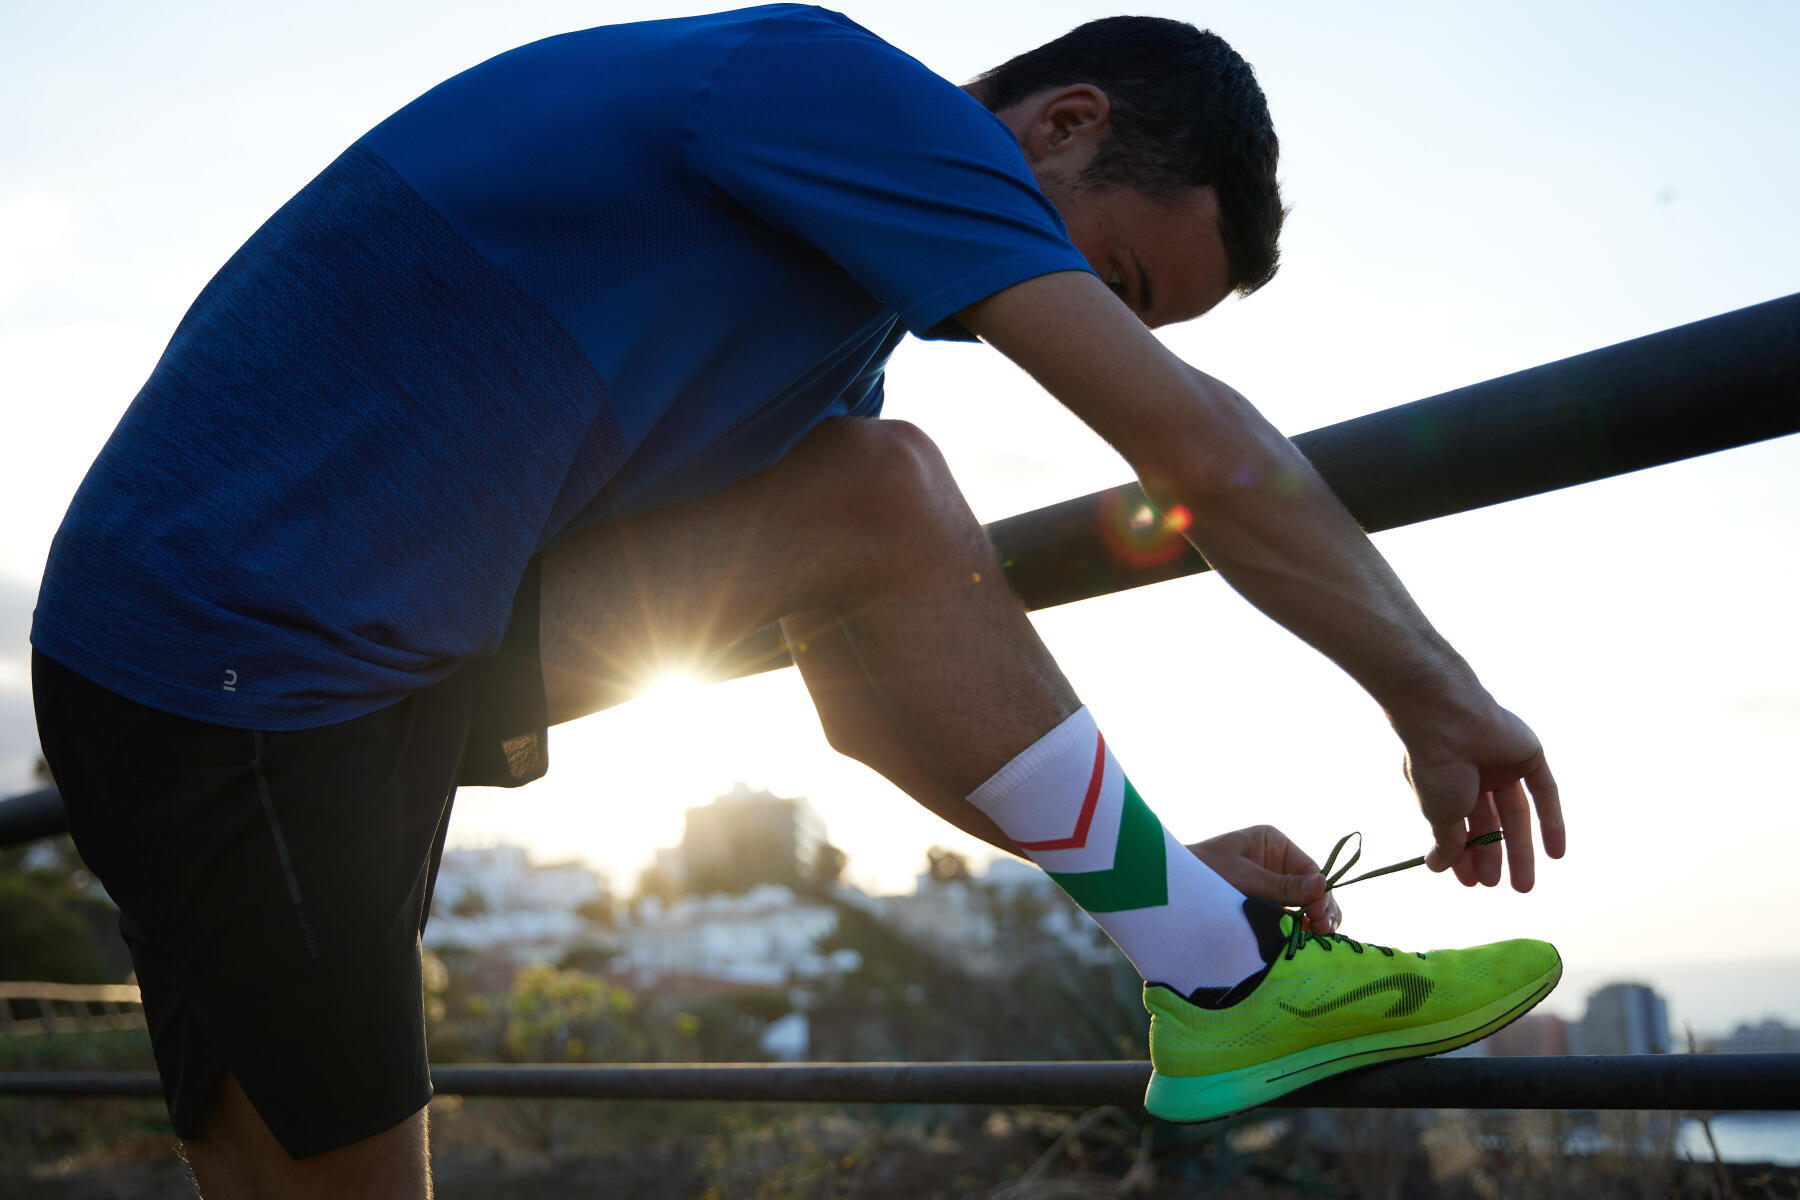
[968,707,1266,996]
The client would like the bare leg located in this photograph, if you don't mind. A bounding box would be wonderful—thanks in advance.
[544,418,1290,988]
[182,1071,429,1199]
[780,608,1022,854]
[541,417,1079,798]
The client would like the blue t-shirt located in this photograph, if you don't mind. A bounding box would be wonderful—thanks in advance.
[31,4,1091,729]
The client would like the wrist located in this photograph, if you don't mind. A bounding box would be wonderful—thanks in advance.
[1378,650,1493,749]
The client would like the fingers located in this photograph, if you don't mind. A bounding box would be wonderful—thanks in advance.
[1186,828,1327,918]
[1258,827,1339,931]
[1243,823,1325,880]
[1411,750,1479,877]
[1425,819,1468,875]
[1219,856,1326,912]
[1493,778,1536,892]
[1466,793,1504,888]
[1528,756,1566,860]
[1413,711,1565,893]
[1450,828,1480,887]
[1307,891,1343,935]
[1228,826,1339,932]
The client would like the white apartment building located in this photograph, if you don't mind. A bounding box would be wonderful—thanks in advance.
[425,844,608,965]
[876,856,1118,977]
[617,884,859,988]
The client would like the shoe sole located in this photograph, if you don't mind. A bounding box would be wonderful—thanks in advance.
[1144,952,1562,1123]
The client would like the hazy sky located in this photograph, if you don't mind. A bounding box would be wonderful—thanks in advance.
[3,1,1796,1029]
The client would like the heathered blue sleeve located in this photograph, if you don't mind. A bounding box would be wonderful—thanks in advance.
[686,9,1094,341]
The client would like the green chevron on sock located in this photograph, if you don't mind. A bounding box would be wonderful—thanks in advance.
[1045,779,1169,913]
[967,707,1266,993]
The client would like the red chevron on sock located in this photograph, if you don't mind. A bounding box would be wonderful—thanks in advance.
[1016,732,1107,852]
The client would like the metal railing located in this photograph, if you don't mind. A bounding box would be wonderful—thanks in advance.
[4,1055,1800,1110]
[4,292,1796,845]
[2,292,1797,1110]
[719,288,1800,675]
[0,982,143,1036]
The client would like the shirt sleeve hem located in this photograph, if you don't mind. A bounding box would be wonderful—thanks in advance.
[898,251,1096,342]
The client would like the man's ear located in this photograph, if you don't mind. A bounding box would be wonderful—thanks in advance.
[1018,84,1111,167]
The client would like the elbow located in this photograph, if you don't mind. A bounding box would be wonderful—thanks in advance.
[1137,445,1306,516]
[1132,381,1310,515]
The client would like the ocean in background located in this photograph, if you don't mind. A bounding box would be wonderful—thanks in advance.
[1676,1113,1800,1166]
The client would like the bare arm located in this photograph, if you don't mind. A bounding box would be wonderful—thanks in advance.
[958,271,1565,887]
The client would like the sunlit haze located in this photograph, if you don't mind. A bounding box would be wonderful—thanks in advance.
[3,0,1796,1032]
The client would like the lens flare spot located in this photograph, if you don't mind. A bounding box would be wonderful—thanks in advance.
[1098,490,1190,571]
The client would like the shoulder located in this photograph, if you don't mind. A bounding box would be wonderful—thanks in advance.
[709,5,971,112]
[692,4,1020,181]
[722,4,909,52]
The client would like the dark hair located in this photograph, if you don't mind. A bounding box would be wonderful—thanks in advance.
[970,17,1284,295]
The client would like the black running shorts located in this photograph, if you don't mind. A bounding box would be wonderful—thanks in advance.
[31,562,549,1158]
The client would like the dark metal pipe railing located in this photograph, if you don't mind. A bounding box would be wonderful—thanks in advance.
[3,291,1797,852]
[4,1055,1798,1110]
[694,291,1800,681]
[991,290,1800,610]
[0,787,69,846]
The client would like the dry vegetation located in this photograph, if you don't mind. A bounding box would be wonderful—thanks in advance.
[6,1092,1795,1199]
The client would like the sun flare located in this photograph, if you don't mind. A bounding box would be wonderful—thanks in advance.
[639,672,704,704]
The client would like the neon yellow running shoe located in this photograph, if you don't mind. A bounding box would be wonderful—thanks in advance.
[1143,895,1561,1123]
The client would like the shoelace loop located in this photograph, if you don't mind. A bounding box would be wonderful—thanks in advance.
[1283,830,1505,961]
[1320,829,1504,892]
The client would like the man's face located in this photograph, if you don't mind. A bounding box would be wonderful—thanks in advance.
[1041,178,1234,329]
[984,82,1235,329]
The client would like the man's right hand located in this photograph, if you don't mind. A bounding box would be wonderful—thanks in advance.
[1396,693,1565,892]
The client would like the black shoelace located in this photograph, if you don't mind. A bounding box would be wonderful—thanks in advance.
[1281,830,1505,962]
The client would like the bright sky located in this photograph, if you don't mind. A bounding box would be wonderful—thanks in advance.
[3,1,1796,1029]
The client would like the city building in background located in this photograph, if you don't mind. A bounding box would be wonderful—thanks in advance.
[616,884,857,991]
[424,818,1708,1073]
[1569,982,1672,1056]
[663,781,828,896]
[1708,1018,1800,1054]
[1437,984,1679,1059]
[1481,1012,1571,1057]
[863,854,1117,978]
[424,844,609,966]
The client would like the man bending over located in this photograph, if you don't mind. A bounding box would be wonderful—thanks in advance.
[32,7,1565,1195]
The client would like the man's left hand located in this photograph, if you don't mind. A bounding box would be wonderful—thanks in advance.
[1188,824,1341,934]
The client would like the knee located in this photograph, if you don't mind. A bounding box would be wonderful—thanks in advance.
[801,418,965,536]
